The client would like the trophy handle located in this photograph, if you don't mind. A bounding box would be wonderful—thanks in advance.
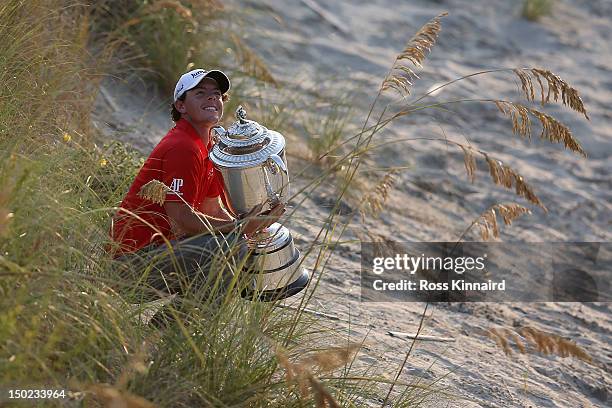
[266,154,288,175]
[262,164,281,206]
[211,125,226,144]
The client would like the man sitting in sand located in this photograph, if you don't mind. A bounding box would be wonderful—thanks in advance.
[109,68,284,317]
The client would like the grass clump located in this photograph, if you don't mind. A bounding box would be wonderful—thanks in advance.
[522,0,555,21]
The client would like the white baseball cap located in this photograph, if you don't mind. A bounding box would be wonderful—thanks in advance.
[173,68,230,102]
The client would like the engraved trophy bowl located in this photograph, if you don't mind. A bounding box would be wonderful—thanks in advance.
[210,106,309,301]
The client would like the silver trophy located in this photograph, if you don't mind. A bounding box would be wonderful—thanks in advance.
[210,106,309,300]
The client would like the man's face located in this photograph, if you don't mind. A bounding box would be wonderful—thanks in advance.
[175,77,223,125]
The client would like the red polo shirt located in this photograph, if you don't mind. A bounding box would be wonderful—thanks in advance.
[110,119,225,256]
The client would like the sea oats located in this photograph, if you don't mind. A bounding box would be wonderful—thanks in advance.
[487,328,512,355]
[488,325,592,363]
[494,100,586,157]
[362,169,399,220]
[529,108,587,156]
[496,203,531,225]
[494,101,532,138]
[475,203,531,241]
[483,154,547,210]
[455,142,546,210]
[514,68,590,119]
[381,12,447,96]
[138,179,169,206]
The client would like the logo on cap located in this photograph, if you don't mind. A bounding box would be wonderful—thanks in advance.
[191,70,205,78]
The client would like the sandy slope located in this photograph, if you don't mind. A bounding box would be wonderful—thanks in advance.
[92,0,611,406]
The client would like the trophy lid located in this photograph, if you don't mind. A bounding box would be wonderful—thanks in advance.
[210,106,286,168]
[221,105,266,147]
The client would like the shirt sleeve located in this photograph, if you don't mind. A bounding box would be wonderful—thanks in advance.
[161,147,203,206]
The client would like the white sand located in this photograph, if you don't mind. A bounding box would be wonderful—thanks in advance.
[93,0,611,406]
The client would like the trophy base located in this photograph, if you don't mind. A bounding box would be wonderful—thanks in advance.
[242,268,310,302]
[240,222,310,301]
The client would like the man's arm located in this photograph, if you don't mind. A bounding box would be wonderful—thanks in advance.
[164,201,235,236]
[198,196,233,221]
[164,200,286,238]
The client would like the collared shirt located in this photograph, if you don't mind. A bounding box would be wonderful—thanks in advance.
[110,119,224,256]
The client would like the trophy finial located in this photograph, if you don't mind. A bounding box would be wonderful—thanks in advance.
[236,105,247,123]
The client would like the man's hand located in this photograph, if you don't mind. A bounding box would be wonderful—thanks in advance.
[241,202,286,237]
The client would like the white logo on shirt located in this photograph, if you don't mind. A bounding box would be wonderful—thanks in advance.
[169,178,184,195]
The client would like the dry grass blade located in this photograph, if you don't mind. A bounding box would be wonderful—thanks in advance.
[494,101,586,157]
[230,33,278,86]
[275,347,295,383]
[301,343,361,373]
[362,169,399,219]
[475,203,532,241]
[508,331,526,354]
[381,12,447,95]
[513,68,589,119]
[138,179,169,205]
[488,325,592,363]
[309,376,341,408]
[88,385,157,408]
[275,343,360,406]
[487,328,512,355]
